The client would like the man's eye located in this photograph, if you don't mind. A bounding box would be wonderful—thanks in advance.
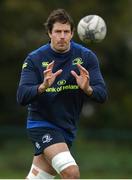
[56,30,61,33]
[64,31,70,33]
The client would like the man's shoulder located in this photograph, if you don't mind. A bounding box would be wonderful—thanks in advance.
[71,41,98,64]
[28,43,50,59]
[71,41,91,54]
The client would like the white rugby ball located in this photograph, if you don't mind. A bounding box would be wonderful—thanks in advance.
[77,15,107,43]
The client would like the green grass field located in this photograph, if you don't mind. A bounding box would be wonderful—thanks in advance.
[1,130,132,179]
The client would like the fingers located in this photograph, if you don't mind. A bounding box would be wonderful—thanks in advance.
[47,61,54,70]
[71,64,89,77]
[44,69,51,73]
[77,64,89,75]
[44,69,62,83]
[71,70,79,79]
[43,69,51,76]
[44,61,54,75]
[54,69,63,77]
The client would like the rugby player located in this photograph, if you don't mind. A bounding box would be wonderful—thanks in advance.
[17,8,107,179]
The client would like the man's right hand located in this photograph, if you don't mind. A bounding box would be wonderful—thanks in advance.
[38,61,62,94]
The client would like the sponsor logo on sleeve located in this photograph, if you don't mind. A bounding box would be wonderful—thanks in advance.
[22,62,28,69]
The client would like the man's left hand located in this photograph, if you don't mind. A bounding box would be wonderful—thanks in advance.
[71,64,93,96]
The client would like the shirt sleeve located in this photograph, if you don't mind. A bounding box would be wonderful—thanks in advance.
[86,50,108,103]
[17,55,40,106]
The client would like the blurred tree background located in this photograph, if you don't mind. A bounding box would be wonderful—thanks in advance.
[0,0,132,178]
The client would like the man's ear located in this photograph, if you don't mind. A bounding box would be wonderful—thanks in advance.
[71,31,74,38]
[48,31,52,38]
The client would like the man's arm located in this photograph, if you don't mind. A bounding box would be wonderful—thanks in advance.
[17,56,40,106]
[87,51,108,103]
[71,51,107,103]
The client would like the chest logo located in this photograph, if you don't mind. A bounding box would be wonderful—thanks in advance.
[72,57,83,65]
[42,61,49,68]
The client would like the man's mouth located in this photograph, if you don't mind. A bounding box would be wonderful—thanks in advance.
[58,41,66,45]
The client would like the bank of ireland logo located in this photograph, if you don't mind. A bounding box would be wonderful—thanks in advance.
[72,57,83,65]
[57,79,66,86]
[42,134,53,143]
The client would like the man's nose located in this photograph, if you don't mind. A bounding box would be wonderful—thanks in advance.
[60,32,65,38]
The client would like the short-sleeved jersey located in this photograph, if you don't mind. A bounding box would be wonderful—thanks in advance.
[17,41,107,142]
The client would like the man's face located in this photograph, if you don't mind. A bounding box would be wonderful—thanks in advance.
[48,22,74,52]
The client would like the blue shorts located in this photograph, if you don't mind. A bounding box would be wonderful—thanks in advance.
[27,127,72,156]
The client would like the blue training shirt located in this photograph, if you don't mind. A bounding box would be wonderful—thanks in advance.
[17,41,107,142]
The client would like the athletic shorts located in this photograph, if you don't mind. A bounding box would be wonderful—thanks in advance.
[27,127,72,156]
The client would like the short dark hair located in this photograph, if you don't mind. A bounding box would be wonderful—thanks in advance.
[44,9,74,33]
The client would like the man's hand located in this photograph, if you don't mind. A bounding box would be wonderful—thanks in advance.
[38,61,62,94]
[71,64,93,96]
